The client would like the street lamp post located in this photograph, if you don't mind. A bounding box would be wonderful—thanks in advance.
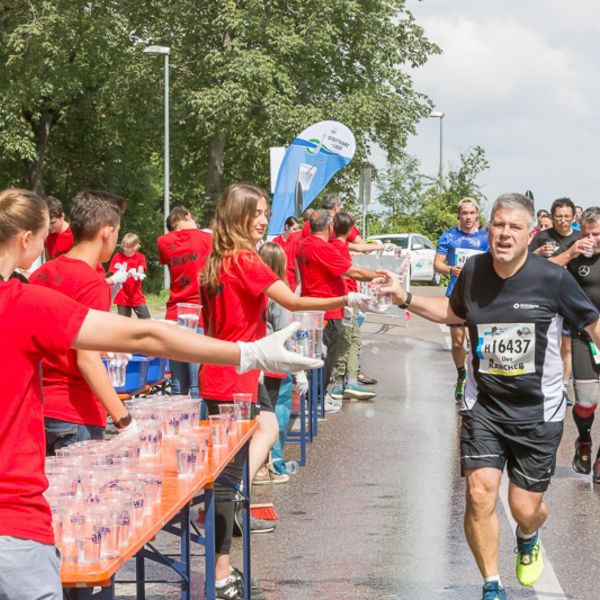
[143,45,171,289]
[430,111,445,192]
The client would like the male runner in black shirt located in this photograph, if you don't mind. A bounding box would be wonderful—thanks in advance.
[561,207,600,480]
[378,193,600,600]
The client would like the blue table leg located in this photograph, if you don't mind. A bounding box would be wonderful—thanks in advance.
[299,391,306,466]
[204,487,216,600]
[241,440,251,600]
[101,579,116,599]
[180,504,190,600]
[136,552,146,600]
[319,367,325,420]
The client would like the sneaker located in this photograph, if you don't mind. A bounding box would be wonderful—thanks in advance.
[216,576,243,600]
[454,376,466,403]
[252,466,290,485]
[481,581,506,600]
[515,529,544,586]
[330,385,345,400]
[324,396,341,412]
[357,373,378,385]
[593,456,600,484]
[343,382,376,400]
[233,504,277,535]
[573,438,592,474]
[231,566,266,600]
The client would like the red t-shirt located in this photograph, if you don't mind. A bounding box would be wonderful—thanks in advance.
[199,251,279,402]
[0,279,88,544]
[31,256,111,426]
[45,226,74,259]
[297,235,351,319]
[157,229,213,322]
[301,220,361,243]
[109,251,147,306]
[273,232,300,291]
[330,238,358,293]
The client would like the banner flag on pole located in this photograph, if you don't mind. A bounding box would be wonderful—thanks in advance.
[268,120,356,236]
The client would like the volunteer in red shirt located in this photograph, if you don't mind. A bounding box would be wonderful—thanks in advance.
[0,188,320,600]
[157,206,212,398]
[32,191,132,452]
[44,195,74,259]
[109,232,150,319]
[297,209,378,412]
[273,215,301,291]
[199,183,370,598]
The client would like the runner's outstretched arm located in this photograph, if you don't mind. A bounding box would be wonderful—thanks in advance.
[376,270,463,324]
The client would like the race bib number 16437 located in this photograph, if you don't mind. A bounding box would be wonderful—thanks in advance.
[475,323,536,376]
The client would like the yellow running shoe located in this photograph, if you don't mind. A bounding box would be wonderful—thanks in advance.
[516,530,544,586]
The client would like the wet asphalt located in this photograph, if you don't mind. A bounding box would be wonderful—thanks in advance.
[117,287,600,599]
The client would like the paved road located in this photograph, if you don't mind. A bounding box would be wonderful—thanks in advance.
[118,286,600,599]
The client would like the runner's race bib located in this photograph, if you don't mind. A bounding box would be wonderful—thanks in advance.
[455,248,485,267]
[476,323,536,376]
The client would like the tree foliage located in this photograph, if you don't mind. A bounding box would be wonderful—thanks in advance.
[369,146,490,242]
[0,1,440,289]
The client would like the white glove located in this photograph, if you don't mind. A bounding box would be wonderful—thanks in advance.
[384,243,396,252]
[134,272,146,281]
[295,371,309,396]
[117,417,138,436]
[237,322,324,374]
[110,269,129,285]
[347,291,371,312]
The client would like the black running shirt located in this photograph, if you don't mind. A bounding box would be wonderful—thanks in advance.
[529,227,580,256]
[450,252,599,423]
[567,253,600,342]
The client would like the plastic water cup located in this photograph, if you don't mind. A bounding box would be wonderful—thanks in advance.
[177,303,201,331]
[584,238,596,258]
[75,529,101,564]
[233,394,252,420]
[287,311,325,358]
[208,416,228,448]
[219,405,239,435]
[107,354,129,387]
[175,438,199,478]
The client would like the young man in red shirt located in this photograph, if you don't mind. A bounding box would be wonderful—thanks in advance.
[157,206,213,398]
[44,195,74,260]
[32,191,132,451]
[297,209,378,411]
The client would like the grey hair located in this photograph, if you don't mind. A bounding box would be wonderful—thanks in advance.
[321,193,341,210]
[309,209,333,233]
[490,193,535,229]
[581,207,600,227]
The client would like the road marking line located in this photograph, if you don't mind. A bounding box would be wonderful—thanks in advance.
[499,476,567,600]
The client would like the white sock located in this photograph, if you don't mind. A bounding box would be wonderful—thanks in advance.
[484,575,502,586]
[517,525,536,540]
[216,576,232,587]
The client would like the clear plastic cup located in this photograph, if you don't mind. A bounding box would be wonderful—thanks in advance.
[233,394,252,421]
[175,437,199,478]
[208,416,228,448]
[286,311,325,358]
[219,405,239,436]
[176,303,201,331]
[584,237,596,258]
[107,354,129,387]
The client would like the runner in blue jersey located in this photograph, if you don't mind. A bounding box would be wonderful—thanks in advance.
[435,198,489,403]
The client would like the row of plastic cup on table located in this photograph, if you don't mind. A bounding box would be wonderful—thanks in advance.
[44,394,254,566]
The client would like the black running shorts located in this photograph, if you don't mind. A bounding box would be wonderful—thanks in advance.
[460,412,563,492]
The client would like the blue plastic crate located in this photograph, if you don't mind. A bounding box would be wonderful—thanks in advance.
[134,354,167,385]
[101,355,151,394]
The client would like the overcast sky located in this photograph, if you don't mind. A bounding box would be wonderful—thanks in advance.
[373,0,600,214]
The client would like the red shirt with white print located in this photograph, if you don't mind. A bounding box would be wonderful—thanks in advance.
[157,229,212,322]
[31,255,111,427]
[199,251,279,402]
[0,278,88,544]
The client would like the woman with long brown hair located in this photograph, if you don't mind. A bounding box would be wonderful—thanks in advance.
[199,182,370,599]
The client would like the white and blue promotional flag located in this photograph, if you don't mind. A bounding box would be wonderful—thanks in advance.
[268,121,356,236]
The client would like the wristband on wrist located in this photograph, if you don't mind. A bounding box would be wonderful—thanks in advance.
[398,291,413,309]
[342,294,348,306]
[114,413,132,431]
